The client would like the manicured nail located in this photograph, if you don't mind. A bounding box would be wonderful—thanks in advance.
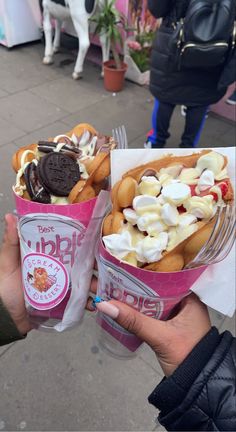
[92,295,104,309]
[96,301,119,319]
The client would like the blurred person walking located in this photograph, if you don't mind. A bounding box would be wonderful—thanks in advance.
[146,0,235,148]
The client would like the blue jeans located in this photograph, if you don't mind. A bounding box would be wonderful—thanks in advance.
[148,99,209,147]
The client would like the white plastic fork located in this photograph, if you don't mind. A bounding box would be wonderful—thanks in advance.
[184,203,235,269]
[112,125,128,149]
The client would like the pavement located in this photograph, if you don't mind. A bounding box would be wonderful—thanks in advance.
[0,38,235,432]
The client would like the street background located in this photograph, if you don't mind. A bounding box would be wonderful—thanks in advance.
[0,37,235,431]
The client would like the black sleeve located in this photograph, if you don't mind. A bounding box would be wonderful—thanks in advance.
[148,328,236,431]
[0,299,26,346]
[147,0,173,18]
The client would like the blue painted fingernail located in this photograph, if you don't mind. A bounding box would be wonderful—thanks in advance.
[92,296,104,309]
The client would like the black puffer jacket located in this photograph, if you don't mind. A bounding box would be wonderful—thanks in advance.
[148,0,227,105]
[149,328,236,431]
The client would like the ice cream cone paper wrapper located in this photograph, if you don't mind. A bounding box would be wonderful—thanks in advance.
[110,147,236,318]
[15,191,110,331]
[96,239,207,352]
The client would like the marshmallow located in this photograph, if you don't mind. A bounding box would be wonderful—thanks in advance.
[133,195,161,215]
[159,164,183,178]
[135,233,168,263]
[178,213,197,227]
[161,182,191,206]
[103,231,134,259]
[156,195,165,205]
[123,208,138,225]
[184,195,215,219]
[178,168,200,185]
[215,167,229,181]
[196,151,225,176]
[146,220,168,236]
[158,173,173,186]
[138,176,161,196]
[161,203,179,226]
[122,223,145,246]
[197,169,215,192]
[137,213,160,231]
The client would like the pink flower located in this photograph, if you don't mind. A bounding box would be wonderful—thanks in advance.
[127,40,142,51]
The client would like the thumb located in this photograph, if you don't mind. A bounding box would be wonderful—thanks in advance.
[96,299,167,349]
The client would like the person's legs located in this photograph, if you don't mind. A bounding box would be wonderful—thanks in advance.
[146,99,175,148]
[180,105,209,148]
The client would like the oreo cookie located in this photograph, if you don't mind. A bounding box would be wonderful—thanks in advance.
[38,153,81,196]
[38,141,82,158]
[24,162,51,204]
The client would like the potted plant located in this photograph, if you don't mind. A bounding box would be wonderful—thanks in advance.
[124,29,155,86]
[91,0,127,92]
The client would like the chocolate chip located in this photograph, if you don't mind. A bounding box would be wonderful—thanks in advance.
[37,153,81,196]
[24,162,51,204]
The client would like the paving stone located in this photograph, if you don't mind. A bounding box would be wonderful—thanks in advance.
[0,143,18,223]
[63,93,153,142]
[0,314,158,431]
[30,77,108,114]
[0,117,26,147]
[0,88,8,98]
[0,45,63,94]
[13,121,74,148]
[0,91,68,132]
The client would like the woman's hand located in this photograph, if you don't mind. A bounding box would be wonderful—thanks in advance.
[89,277,211,376]
[0,214,31,335]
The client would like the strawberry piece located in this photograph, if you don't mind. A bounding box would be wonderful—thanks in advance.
[209,192,218,202]
[177,205,186,213]
[218,182,228,197]
[189,184,197,196]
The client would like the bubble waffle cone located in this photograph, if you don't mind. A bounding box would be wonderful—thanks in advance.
[12,122,116,206]
[12,123,115,324]
[96,148,235,353]
[102,150,234,272]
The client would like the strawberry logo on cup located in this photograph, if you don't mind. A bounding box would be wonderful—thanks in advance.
[23,253,69,310]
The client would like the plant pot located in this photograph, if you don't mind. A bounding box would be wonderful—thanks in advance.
[103,60,127,92]
[124,54,150,86]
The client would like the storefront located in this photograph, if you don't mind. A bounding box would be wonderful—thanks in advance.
[0,0,155,48]
[0,0,41,48]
